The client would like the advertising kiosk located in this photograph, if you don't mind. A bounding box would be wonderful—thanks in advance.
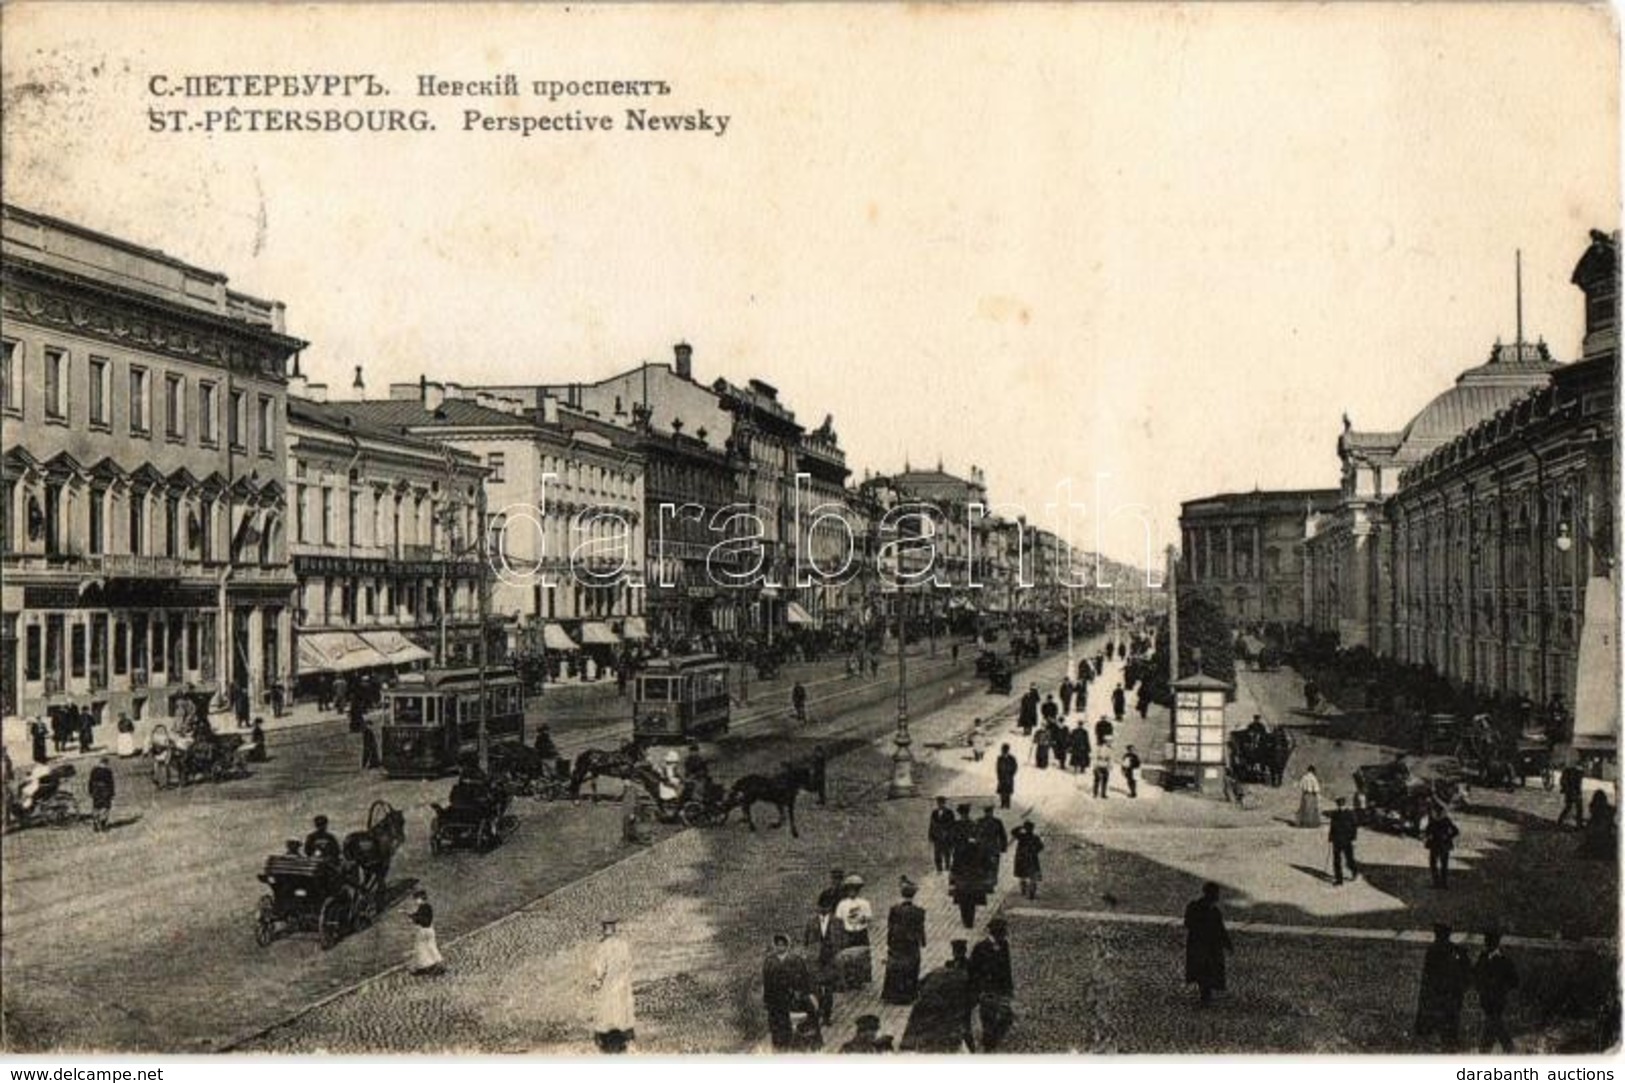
[1165,673,1232,794]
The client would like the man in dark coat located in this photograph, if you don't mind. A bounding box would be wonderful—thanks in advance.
[1557,762,1586,827]
[976,805,1007,887]
[234,684,251,729]
[29,717,49,764]
[929,796,957,873]
[791,682,808,723]
[1069,723,1091,775]
[1329,796,1360,885]
[1093,714,1114,749]
[817,868,847,914]
[762,933,815,1051]
[88,756,115,832]
[78,705,95,753]
[1050,720,1069,771]
[970,918,1016,1051]
[1184,881,1232,1005]
[807,744,828,806]
[995,744,1018,810]
[1017,686,1040,735]
[1059,676,1075,716]
[881,879,927,1005]
[1122,745,1142,797]
[802,902,841,1025]
[1111,684,1126,722]
[1425,806,1460,888]
[949,805,988,928]
[360,719,381,770]
[1475,930,1519,1052]
[1414,923,1471,1048]
[304,815,340,861]
[1039,694,1059,728]
[900,940,974,1053]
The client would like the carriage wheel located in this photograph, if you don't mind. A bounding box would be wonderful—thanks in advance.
[318,898,344,949]
[46,797,80,828]
[353,891,376,931]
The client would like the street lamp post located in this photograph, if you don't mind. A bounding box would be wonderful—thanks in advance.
[888,579,916,798]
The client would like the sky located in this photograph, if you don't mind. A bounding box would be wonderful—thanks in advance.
[1,3,1617,570]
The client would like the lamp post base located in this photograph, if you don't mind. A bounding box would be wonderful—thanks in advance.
[888,728,916,799]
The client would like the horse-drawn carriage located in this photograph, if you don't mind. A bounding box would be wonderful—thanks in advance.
[1226,723,1293,786]
[487,742,571,801]
[985,655,1014,696]
[254,801,404,948]
[1352,760,1461,836]
[6,763,81,829]
[568,742,815,836]
[430,774,517,853]
[149,723,248,788]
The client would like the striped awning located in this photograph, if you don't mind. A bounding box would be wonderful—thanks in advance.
[297,632,388,674]
[621,617,648,640]
[785,601,816,626]
[362,630,432,667]
[580,621,620,646]
[543,623,580,652]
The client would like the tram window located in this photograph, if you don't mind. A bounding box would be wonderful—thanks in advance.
[641,677,669,701]
[425,698,437,723]
[394,696,424,726]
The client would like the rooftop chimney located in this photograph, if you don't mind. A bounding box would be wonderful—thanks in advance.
[541,392,560,425]
[421,375,446,413]
[674,341,693,380]
[352,365,366,397]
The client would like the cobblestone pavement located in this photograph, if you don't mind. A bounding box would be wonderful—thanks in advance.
[0,639,982,1052]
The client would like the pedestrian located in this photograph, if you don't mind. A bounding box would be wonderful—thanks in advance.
[951,642,961,666]
[28,716,49,764]
[234,683,251,729]
[407,888,445,976]
[1059,676,1075,716]
[977,805,1007,886]
[929,796,957,872]
[1296,765,1322,828]
[1018,685,1040,735]
[88,755,115,832]
[348,693,366,734]
[1414,923,1471,1049]
[1012,820,1044,900]
[1111,683,1126,722]
[791,681,807,723]
[1092,752,1112,799]
[763,932,816,1051]
[839,1014,894,1053]
[332,675,348,716]
[247,717,267,763]
[1328,796,1359,885]
[869,654,879,678]
[1094,713,1114,749]
[78,704,94,753]
[808,744,828,806]
[970,917,1016,1052]
[1040,694,1059,728]
[881,878,927,1004]
[1136,685,1151,720]
[901,940,975,1053]
[115,712,137,758]
[51,711,68,754]
[591,918,635,1053]
[802,901,841,1025]
[1121,745,1142,798]
[995,743,1017,810]
[949,804,989,928]
[268,679,285,718]
[817,867,847,913]
[360,718,381,770]
[1068,722,1091,775]
[968,719,986,762]
[1424,803,1459,888]
[1557,760,1586,828]
[834,874,874,989]
[1033,724,1051,770]
[1582,792,1617,858]
[1183,881,1233,1006]
[1475,930,1519,1053]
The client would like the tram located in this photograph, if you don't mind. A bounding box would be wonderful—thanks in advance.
[382,666,527,777]
[632,654,731,744]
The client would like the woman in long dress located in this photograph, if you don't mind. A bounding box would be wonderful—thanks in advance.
[833,875,874,989]
[1296,765,1322,828]
[114,713,137,758]
[591,919,636,1053]
[407,889,445,976]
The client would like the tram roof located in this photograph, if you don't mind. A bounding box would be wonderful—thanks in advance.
[641,653,726,672]
[391,666,520,691]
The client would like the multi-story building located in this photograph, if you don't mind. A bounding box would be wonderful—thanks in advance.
[362,380,646,676]
[285,382,488,694]
[1179,488,1340,625]
[0,203,303,724]
[795,415,853,628]
[712,376,804,638]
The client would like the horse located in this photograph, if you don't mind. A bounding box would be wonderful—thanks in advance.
[342,800,406,906]
[728,763,816,839]
[569,740,647,798]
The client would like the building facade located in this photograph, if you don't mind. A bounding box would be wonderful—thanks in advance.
[285,387,487,693]
[712,376,804,638]
[1,203,303,724]
[795,415,853,628]
[1180,488,1340,625]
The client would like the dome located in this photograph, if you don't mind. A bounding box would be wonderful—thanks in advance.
[1394,340,1557,460]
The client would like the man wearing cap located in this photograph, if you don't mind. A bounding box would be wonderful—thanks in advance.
[882,878,927,1004]
[995,744,1018,810]
[762,932,815,1051]
[928,796,957,873]
[834,874,874,988]
[1328,796,1360,885]
[802,899,841,1026]
[901,940,975,1052]
[591,918,636,1053]
[949,805,989,929]
[970,918,1016,1051]
[1414,923,1471,1049]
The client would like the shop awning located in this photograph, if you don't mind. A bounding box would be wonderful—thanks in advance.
[1573,575,1618,750]
[362,630,432,667]
[786,601,816,626]
[297,631,388,674]
[580,621,620,646]
[621,617,648,640]
[543,623,580,652]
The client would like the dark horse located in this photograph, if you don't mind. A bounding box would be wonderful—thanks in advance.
[342,800,407,906]
[569,739,649,798]
[728,763,816,839]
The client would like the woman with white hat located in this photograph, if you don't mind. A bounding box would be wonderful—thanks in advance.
[833,874,873,989]
[591,918,636,1053]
